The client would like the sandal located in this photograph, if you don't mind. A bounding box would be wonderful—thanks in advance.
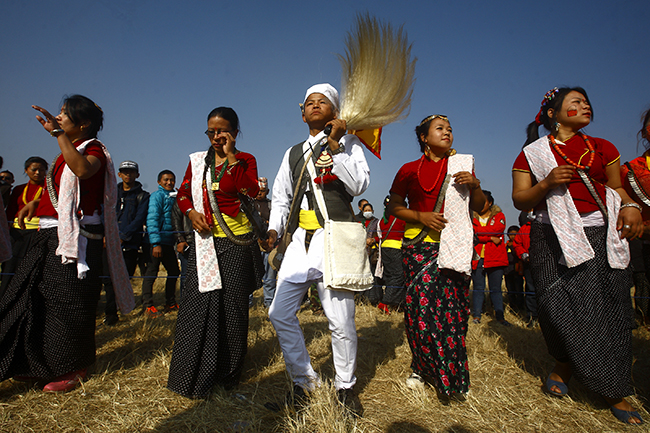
[610,406,644,425]
[545,373,568,397]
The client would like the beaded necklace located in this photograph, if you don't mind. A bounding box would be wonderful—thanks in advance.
[548,133,595,170]
[417,154,446,192]
[210,158,229,191]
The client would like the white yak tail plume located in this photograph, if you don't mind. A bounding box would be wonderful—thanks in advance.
[338,13,417,131]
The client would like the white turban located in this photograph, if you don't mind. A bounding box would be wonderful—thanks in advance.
[303,83,339,112]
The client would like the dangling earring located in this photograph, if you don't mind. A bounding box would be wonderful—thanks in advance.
[424,146,431,157]
[445,148,457,157]
[553,122,560,131]
[80,125,85,131]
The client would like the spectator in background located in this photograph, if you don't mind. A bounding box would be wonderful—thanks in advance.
[254,176,276,307]
[0,158,12,267]
[1,157,48,298]
[471,190,510,326]
[141,170,180,317]
[504,225,524,314]
[0,170,14,207]
[355,198,369,222]
[101,160,149,325]
[513,210,538,327]
[370,195,406,313]
[171,200,192,300]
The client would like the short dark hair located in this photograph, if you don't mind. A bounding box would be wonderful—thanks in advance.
[524,87,592,146]
[157,170,175,182]
[62,94,104,139]
[362,203,374,211]
[507,225,519,233]
[358,198,368,207]
[482,190,494,206]
[0,169,13,180]
[24,156,48,171]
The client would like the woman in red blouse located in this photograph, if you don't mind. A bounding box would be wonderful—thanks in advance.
[167,107,263,398]
[0,95,118,393]
[1,156,48,296]
[389,114,485,398]
[512,87,643,424]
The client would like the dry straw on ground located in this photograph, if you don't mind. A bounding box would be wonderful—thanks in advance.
[1,272,649,432]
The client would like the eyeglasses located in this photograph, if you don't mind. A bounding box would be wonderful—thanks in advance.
[204,129,232,138]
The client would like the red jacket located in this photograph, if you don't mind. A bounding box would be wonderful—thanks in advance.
[513,222,531,259]
[472,206,508,270]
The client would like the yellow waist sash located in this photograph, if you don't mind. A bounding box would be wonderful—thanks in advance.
[299,210,323,230]
[381,239,402,249]
[211,212,251,238]
[404,222,440,243]
[13,217,40,230]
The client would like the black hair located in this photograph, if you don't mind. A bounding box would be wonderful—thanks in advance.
[518,210,530,227]
[0,170,12,179]
[204,107,240,169]
[415,115,450,153]
[358,198,369,207]
[507,225,519,233]
[639,108,650,149]
[24,156,48,171]
[524,87,592,147]
[383,195,390,207]
[482,190,494,206]
[362,203,374,211]
[157,169,175,182]
[62,94,103,139]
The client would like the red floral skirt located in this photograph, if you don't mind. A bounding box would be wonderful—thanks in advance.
[402,242,470,395]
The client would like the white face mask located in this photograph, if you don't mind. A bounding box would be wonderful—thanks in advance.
[363,211,373,219]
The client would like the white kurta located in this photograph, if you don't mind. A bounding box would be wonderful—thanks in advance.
[268,130,370,391]
[268,131,370,283]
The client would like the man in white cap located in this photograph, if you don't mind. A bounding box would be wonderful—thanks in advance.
[265,83,370,414]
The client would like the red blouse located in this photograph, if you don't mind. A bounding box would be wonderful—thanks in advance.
[512,135,619,214]
[6,182,44,221]
[390,156,449,213]
[177,151,259,219]
[36,140,107,218]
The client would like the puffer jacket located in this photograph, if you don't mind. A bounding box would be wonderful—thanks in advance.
[147,185,176,246]
[116,181,149,250]
[472,205,508,270]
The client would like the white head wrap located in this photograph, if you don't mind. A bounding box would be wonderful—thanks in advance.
[303,83,339,112]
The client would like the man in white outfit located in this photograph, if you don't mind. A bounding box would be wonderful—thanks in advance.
[265,83,370,414]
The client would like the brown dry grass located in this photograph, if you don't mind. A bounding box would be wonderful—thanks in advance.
[1,272,649,433]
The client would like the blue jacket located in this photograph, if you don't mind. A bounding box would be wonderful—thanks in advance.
[147,185,176,246]
[116,181,149,250]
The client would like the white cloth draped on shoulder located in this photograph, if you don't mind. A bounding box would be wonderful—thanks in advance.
[523,136,629,269]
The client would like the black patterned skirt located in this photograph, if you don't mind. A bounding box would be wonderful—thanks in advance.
[167,234,263,398]
[402,242,471,395]
[530,221,634,398]
[0,227,103,380]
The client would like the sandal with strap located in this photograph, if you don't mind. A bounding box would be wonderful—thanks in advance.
[545,373,568,397]
[610,406,644,425]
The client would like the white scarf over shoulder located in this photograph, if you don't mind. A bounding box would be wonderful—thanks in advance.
[56,139,135,313]
[437,154,474,276]
[523,136,629,269]
[190,151,222,293]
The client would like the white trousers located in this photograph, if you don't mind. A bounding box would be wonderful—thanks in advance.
[268,278,357,391]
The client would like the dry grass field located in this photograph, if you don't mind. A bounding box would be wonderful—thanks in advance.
[1,272,649,433]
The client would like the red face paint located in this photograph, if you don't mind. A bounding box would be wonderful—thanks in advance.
[567,105,578,117]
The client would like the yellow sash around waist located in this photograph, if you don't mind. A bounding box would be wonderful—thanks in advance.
[404,222,440,243]
[298,210,323,230]
[211,212,251,238]
[13,217,40,230]
[381,239,402,249]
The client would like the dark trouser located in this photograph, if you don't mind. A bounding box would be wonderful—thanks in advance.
[471,259,505,320]
[504,271,524,312]
[141,244,180,308]
[366,247,405,307]
[523,263,538,319]
[102,248,139,316]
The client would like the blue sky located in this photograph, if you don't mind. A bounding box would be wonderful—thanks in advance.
[1,0,649,226]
